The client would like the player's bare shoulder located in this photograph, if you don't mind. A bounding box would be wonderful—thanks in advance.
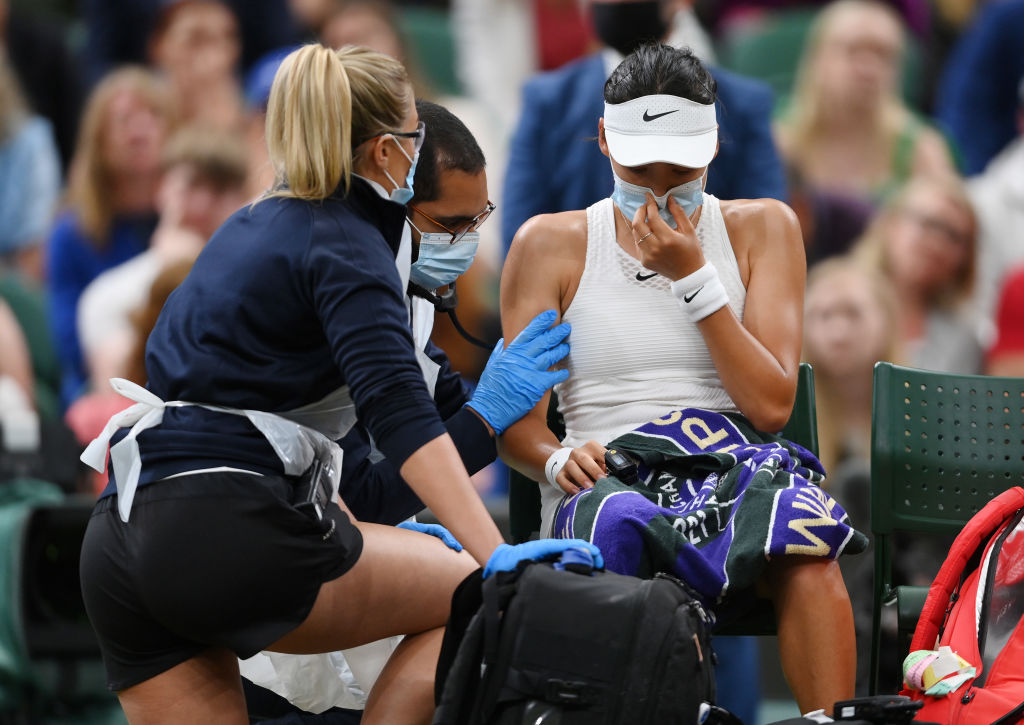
[507,210,588,269]
[718,197,803,262]
[502,210,588,314]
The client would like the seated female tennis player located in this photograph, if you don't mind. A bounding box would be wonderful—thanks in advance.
[499,43,863,717]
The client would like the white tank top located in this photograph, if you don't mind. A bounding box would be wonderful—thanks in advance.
[539,194,747,533]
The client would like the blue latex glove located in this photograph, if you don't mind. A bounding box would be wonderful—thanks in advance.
[396,521,463,552]
[466,309,571,435]
[483,539,603,578]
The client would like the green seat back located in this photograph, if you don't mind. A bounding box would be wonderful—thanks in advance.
[397,7,461,97]
[781,361,818,458]
[868,362,1024,692]
[717,8,820,102]
[717,7,924,110]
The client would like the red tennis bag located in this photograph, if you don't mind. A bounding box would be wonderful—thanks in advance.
[901,486,1024,724]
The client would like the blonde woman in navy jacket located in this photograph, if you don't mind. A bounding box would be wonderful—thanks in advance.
[78,44,594,724]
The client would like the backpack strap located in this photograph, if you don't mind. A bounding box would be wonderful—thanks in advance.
[472,568,524,723]
[910,487,1024,652]
[435,568,485,705]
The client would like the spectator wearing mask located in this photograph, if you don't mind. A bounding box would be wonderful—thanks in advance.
[46,67,172,408]
[454,0,714,143]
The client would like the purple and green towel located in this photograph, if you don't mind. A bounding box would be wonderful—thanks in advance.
[552,407,867,605]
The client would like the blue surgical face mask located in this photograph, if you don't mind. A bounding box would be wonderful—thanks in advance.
[384,137,418,204]
[408,224,480,289]
[610,164,705,228]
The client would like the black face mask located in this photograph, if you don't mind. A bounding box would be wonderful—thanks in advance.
[590,1,669,57]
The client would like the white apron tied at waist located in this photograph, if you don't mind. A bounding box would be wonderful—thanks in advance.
[81,378,355,523]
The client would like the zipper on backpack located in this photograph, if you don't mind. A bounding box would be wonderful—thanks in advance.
[653,572,714,627]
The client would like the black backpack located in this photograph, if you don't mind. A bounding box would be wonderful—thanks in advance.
[433,551,726,725]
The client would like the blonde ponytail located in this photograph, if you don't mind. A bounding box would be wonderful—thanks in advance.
[265,43,410,202]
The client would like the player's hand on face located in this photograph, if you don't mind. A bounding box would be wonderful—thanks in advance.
[631,194,705,281]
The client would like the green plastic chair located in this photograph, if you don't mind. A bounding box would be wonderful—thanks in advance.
[868,362,1024,693]
[507,363,819,635]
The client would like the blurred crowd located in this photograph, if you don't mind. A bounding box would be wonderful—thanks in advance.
[0,0,1020,710]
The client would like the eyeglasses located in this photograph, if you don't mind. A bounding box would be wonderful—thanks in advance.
[386,120,426,154]
[409,200,496,244]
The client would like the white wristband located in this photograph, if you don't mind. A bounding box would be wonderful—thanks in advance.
[669,262,729,322]
[544,447,573,488]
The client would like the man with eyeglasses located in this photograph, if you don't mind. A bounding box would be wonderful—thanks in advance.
[338,99,503,527]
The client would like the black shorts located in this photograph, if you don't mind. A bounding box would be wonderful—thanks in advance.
[79,470,363,692]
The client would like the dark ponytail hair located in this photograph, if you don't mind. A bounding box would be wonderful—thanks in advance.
[604,43,716,105]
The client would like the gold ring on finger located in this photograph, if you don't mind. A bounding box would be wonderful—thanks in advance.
[637,231,654,243]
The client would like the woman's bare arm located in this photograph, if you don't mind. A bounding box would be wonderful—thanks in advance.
[399,436,505,565]
[497,212,602,490]
[704,198,806,432]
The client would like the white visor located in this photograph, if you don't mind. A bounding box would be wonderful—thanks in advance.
[603,94,718,169]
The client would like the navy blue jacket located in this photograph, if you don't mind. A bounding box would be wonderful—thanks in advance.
[502,53,787,255]
[339,336,495,525]
[113,177,447,490]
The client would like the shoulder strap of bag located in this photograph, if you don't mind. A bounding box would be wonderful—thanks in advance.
[911,487,1024,652]
[433,607,487,725]
[470,567,524,723]
[434,568,485,706]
